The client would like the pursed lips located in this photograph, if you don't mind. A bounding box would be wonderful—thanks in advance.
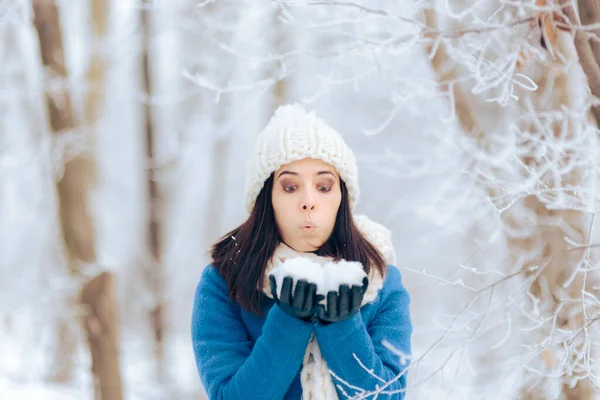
[301,222,316,231]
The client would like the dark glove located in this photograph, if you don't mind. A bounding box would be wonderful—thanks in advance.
[269,275,323,321]
[315,277,369,324]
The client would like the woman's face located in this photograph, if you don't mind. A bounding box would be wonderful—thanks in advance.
[272,158,342,252]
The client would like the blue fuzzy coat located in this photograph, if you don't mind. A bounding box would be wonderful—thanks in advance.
[191,264,412,399]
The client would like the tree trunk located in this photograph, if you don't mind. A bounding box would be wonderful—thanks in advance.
[141,0,166,382]
[32,3,123,397]
[85,0,109,128]
[561,0,600,126]
[204,138,229,238]
[271,6,287,108]
[32,0,91,382]
[81,1,125,398]
[200,2,238,243]
[80,272,124,400]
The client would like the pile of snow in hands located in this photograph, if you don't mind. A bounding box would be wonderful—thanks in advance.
[270,258,367,303]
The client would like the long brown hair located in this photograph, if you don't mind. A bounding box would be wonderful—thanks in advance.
[211,173,387,316]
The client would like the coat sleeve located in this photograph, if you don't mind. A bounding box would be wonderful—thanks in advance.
[191,266,314,400]
[313,266,412,399]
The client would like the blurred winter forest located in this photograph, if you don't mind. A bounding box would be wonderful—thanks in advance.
[1,0,600,399]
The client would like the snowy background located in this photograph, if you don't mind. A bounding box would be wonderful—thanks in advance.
[1,0,600,399]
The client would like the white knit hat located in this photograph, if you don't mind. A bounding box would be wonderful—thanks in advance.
[244,104,359,214]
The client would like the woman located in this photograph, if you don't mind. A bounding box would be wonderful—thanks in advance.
[191,104,412,399]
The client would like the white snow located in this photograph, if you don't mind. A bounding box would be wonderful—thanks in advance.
[320,260,367,295]
[269,257,324,298]
[269,258,367,300]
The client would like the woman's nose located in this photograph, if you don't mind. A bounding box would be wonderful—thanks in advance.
[301,192,316,211]
[302,203,315,211]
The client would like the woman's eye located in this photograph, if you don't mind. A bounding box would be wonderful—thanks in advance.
[283,186,297,193]
[318,186,331,192]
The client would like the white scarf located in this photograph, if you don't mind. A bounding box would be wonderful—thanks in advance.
[261,215,396,399]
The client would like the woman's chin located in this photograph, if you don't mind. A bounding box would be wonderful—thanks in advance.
[287,240,322,253]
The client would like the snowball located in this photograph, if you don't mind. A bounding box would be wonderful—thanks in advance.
[269,257,323,298]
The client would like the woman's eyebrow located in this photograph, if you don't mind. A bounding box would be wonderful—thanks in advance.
[316,171,336,178]
[277,170,336,179]
[277,171,297,179]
